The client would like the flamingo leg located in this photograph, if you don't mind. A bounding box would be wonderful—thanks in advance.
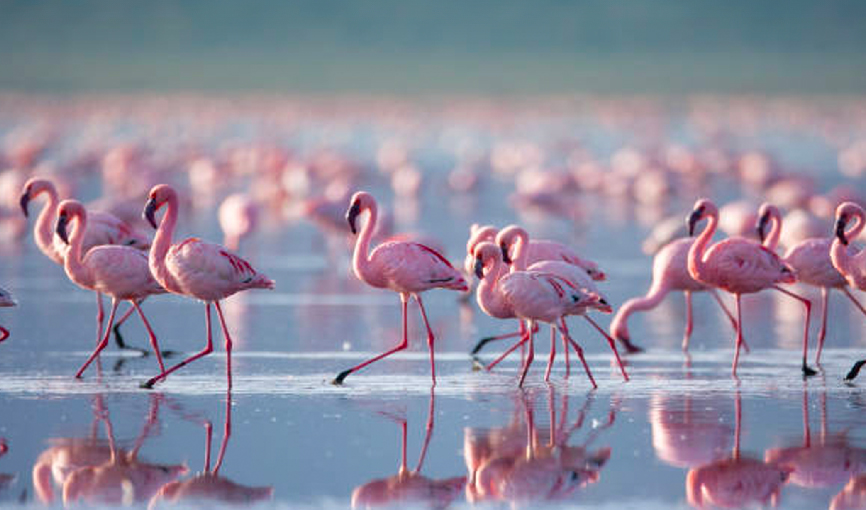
[211,390,232,475]
[76,299,119,378]
[414,294,437,386]
[683,291,694,351]
[131,300,165,373]
[111,303,145,354]
[732,294,743,378]
[544,325,556,382]
[562,326,571,379]
[214,301,234,390]
[772,285,816,376]
[141,303,215,389]
[517,320,536,387]
[332,295,410,385]
[816,288,829,365]
[95,292,105,347]
[842,287,866,317]
[413,389,435,473]
[485,329,530,371]
[560,318,597,389]
[583,315,629,381]
[710,289,747,352]
[203,420,213,472]
[470,324,524,356]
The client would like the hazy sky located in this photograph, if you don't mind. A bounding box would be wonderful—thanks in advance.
[2,0,866,94]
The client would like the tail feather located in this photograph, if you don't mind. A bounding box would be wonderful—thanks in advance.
[249,274,275,290]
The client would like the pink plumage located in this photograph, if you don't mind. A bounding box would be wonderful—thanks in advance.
[218,193,258,252]
[830,202,866,380]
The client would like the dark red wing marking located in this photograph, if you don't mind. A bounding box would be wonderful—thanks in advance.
[220,250,256,275]
[414,243,455,269]
[545,276,566,298]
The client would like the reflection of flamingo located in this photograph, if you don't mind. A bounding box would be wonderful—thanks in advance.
[686,392,791,508]
[610,237,738,353]
[142,184,275,389]
[20,177,155,355]
[56,200,168,378]
[832,475,866,510]
[830,203,866,380]
[0,438,12,495]
[350,390,465,510]
[332,191,468,386]
[148,391,273,508]
[758,203,866,364]
[649,394,732,469]
[465,388,614,504]
[687,198,814,376]
[0,286,15,343]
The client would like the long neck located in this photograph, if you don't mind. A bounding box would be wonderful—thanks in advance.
[149,194,183,293]
[765,213,781,252]
[34,186,62,263]
[688,212,717,283]
[609,283,670,339]
[511,229,530,272]
[831,209,866,279]
[476,256,510,317]
[352,201,383,287]
[63,214,94,289]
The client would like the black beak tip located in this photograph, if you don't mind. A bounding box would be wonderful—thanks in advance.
[836,219,849,246]
[143,199,158,229]
[56,216,69,245]
[19,194,29,218]
[500,244,512,264]
[473,259,485,279]
[345,202,360,235]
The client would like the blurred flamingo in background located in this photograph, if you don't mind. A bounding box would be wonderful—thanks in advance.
[141,184,275,389]
[218,193,258,252]
[332,191,467,386]
[687,198,815,377]
[0,286,15,343]
[830,202,866,380]
[55,200,169,379]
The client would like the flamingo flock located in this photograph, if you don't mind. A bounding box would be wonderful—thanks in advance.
[0,96,864,390]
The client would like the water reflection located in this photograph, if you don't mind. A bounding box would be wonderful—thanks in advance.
[0,438,13,496]
[34,394,186,507]
[464,388,614,504]
[683,391,791,508]
[351,390,465,509]
[149,391,273,508]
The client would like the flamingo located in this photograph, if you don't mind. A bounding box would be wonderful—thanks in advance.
[331,191,468,386]
[829,202,866,380]
[19,177,157,356]
[0,286,15,343]
[758,202,866,365]
[141,184,275,389]
[218,193,258,252]
[609,237,738,353]
[687,198,815,377]
[55,200,169,379]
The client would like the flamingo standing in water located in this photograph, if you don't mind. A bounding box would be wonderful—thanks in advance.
[687,198,815,377]
[758,203,866,365]
[0,286,15,343]
[609,237,738,353]
[332,191,468,386]
[141,184,275,389]
[20,177,156,355]
[55,200,168,379]
[829,202,866,380]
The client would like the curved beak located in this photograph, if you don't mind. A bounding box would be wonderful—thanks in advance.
[499,243,512,264]
[686,209,702,237]
[143,198,158,229]
[757,212,769,244]
[56,213,70,245]
[19,191,30,218]
[474,257,485,279]
[346,201,361,235]
[836,216,849,246]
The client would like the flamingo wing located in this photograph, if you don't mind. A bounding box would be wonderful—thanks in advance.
[371,241,463,291]
[166,238,261,299]
[83,247,164,298]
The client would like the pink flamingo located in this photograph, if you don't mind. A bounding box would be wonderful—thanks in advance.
[218,193,258,252]
[141,184,275,389]
[830,202,866,380]
[55,200,168,379]
[332,191,468,386]
[0,286,15,343]
[687,198,815,377]
[758,203,866,365]
[20,177,157,356]
[610,237,738,353]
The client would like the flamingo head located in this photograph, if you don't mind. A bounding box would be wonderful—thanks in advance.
[473,242,501,279]
[495,225,527,266]
[55,199,86,245]
[143,184,176,229]
[466,224,498,254]
[346,191,374,235]
[834,202,862,246]
[19,178,53,218]
[756,203,779,244]
[687,198,716,236]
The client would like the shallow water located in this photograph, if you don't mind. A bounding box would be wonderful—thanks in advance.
[1,96,866,509]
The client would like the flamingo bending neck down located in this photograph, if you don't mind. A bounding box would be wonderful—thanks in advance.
[141,184,275,389]
[759,202,866,366]
[687,198,815,377]
[829,202,866,380]
[55,200,168,379]
[332,191,468,386]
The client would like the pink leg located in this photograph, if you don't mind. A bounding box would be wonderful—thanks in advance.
[470,324,525,356]
[815,288,829,365]
[562,326,571,378]
[212,390,232,475]
[95,292,105,347]
[843,287,866,317]
[414,294,437,387]
[77,299,119,378]
[203,420,214,472]
[732,294,743,378]
[485,329,530,371]
[710,289,748,352]
[333,295,410,385]
[517,321,536,387]
[214,301,234,390]
[131,300,165,373]
[414,388,435,472]
[584,315,629,381]
[683,291,694,351]
[560,318,597,389]
[142,303,215,389]
[772,285,815,376]
[545,326,556,382]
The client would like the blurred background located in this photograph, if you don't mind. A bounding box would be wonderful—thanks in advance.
[3,0,866,95]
